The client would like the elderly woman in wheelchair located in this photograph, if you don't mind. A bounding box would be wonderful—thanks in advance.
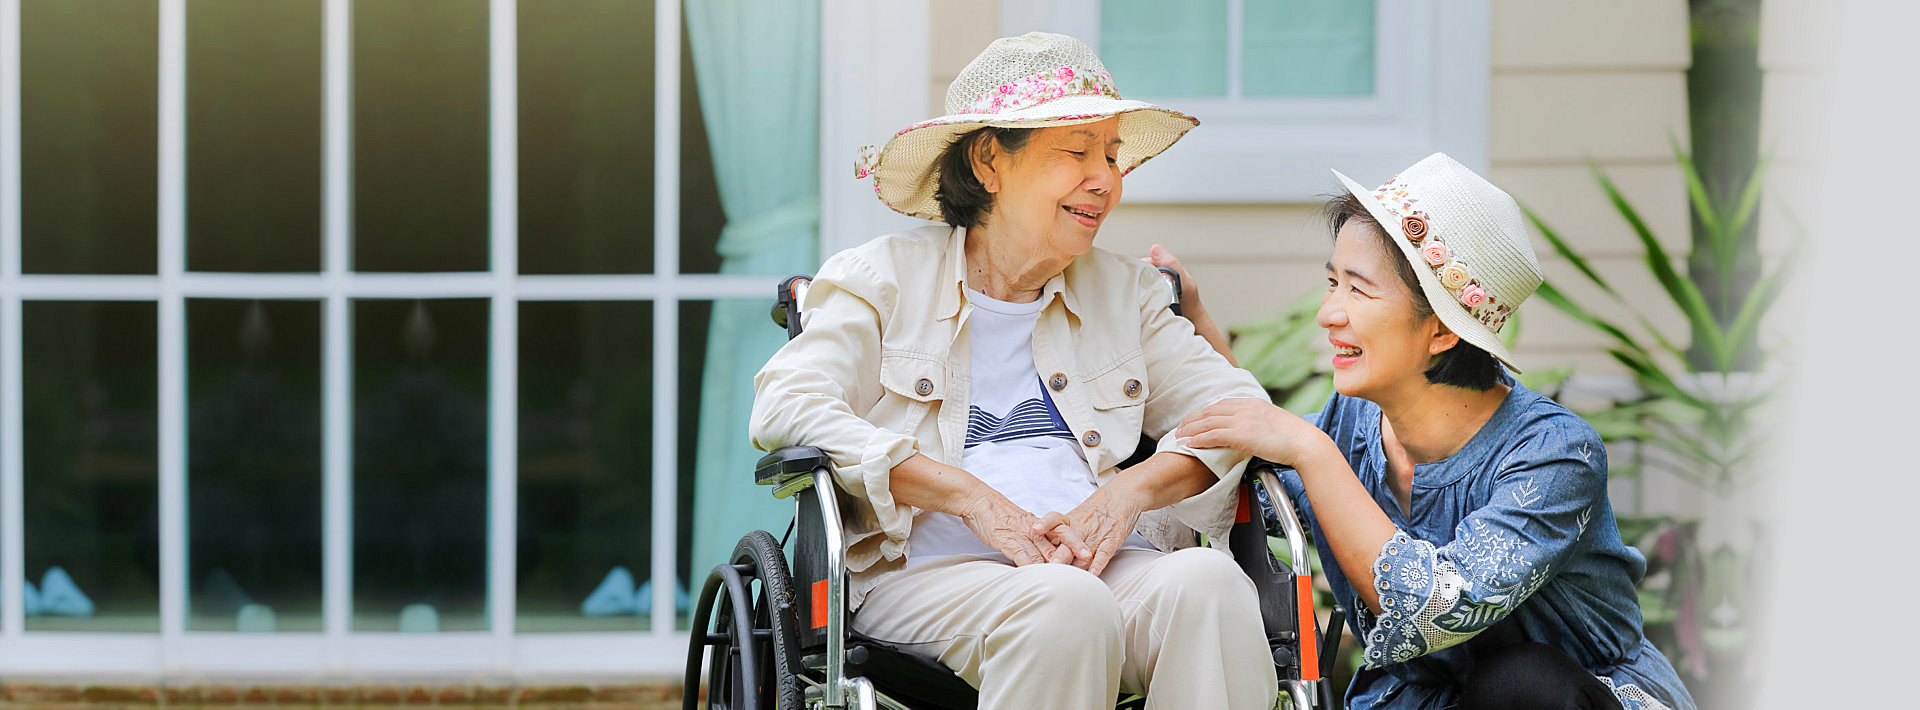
[743,33,1280,709]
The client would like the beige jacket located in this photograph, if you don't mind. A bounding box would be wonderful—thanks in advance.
[749,225,1267,609]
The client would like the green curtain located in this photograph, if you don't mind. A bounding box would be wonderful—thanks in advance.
[685,0,821,591]
[1099,0,1374,98]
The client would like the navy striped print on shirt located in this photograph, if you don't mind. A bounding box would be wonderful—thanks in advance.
[966,397,1075,448]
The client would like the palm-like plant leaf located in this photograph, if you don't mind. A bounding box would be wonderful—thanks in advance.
[1525,206,1620,299]
[1533,281,1656,364]
[1723,254,1792,371]
[1591,164,1730,368]
[1673,142,1722,240]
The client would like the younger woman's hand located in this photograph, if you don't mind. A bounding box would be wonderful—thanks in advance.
[1144,244,1202,309]
[1176,398,1329,466]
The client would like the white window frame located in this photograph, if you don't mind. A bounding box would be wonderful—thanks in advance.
[1001,0,1489,202]
[0,0,802,679]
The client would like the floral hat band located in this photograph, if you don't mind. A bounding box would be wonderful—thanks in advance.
[854,65,1121,180]
[1372,178,1514,334]
[967,66,1119,115]
[1333,153,1545,373]
[854,32,1200,221]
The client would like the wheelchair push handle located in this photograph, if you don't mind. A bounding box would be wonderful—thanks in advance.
[772,274,811,340]
[1156,267,1182,317]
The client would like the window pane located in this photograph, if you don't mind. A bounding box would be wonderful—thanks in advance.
[1241,0,1376,98]
[187,300,323,632]
[516,301,653,631]
[354,1,489,272]
[353,299,489,631]
[23,302,158,632]
[21,0,158,274]
[518,0,654,275]
[187,0,324,272]
[1098,0,1228,98]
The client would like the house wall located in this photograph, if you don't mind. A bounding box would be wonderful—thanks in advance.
[924,0,1709,516]
[926,0,1692,378]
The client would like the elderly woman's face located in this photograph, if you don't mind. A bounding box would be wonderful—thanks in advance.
[1317,221,1452,401]
[980,118,1123,257]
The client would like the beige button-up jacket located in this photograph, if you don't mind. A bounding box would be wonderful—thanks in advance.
[749,225,1268,609]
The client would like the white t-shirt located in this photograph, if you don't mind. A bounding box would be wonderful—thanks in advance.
[906,288,1155,565]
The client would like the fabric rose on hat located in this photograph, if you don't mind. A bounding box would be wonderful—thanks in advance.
[1420,240,1449,266]
[1401,215,1429,242]
[1459,283,1487,308]
[1438,263,1471,290]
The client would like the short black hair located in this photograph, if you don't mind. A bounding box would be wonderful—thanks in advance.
[1325,192,1502,391]
[934,127,1035,227]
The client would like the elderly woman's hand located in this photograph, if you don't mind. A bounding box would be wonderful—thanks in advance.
[1031,484,1148,576]
[957,492,1075,567]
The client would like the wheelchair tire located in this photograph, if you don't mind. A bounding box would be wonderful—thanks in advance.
[694,530,804,710]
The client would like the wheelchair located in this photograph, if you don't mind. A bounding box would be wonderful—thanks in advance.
[685,271,1345,710]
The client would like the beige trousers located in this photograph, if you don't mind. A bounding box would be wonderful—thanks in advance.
[851,547,1278,710]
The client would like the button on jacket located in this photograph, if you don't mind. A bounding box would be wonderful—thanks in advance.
[750,225,1268,609]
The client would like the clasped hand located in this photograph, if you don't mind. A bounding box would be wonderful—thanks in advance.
[958,484,1146,577]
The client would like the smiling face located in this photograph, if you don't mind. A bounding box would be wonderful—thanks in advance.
[975,118,1124,260]
[1317,219,1461,402]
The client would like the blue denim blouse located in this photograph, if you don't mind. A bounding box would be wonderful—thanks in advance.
[1269,380,1694,710]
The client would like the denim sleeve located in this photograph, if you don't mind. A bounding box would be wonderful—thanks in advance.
[1354,426,1609,669]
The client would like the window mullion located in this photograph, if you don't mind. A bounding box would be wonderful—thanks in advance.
[650,0,682,637]
[0,0,23,642]
[1226,0,1243,102]
[157,0,188,644]
[486,0,518,652]
[320,0,352,652]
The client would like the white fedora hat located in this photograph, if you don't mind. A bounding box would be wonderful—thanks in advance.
[1332,153,1544,372]
[855,32,1199,221]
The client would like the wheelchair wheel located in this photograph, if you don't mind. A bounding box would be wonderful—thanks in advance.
[685,530,804,710]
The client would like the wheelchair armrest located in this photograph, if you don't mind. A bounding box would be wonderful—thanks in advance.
[755,446,833,495]
[1241,457,1282,486]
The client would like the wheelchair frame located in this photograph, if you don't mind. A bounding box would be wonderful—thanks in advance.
[685,273,1343,710]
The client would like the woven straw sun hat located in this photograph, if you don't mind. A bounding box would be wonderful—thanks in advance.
[1332,153,1545,373]
[855,32,1199,221]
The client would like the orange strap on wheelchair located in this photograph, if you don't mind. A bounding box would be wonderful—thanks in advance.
[811,579,829,629]
[1297,575,1320,681]
[1235,488,1252,524]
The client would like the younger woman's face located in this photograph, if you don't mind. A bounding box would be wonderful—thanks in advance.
[1316,220,1455,401]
